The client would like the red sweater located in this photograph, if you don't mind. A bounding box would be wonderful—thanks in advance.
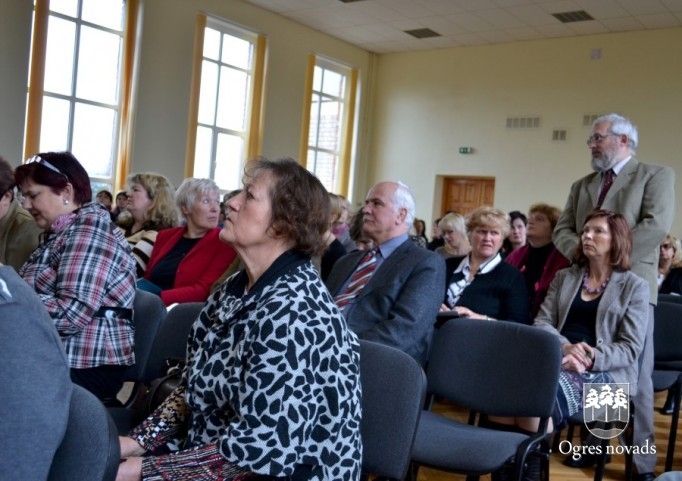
[144,227,237,305]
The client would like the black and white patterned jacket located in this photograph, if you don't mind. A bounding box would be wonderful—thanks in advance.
[134,250,362,480]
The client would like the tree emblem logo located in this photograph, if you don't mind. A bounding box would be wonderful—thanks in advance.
[583,383,630,439]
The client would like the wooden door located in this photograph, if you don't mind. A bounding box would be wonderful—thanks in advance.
[441,176,495,216]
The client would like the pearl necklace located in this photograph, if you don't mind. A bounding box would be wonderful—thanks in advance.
[582,271,610,295]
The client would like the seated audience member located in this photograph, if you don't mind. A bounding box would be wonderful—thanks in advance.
[427,217,445,251]
[505,203,571,320]
[96,189,113,208]
[348,209,373,251]
[501,210,527,256]
[139,178,237,305]
[435,212,470,259]
[657,235,682,414]
[121,172,178,277]
[15,152,136,403]
[320,193,347,281]
[331,193,355,252]
[531,210,648,470]
[0,265,72,479]
[112,190,129,222]
[413,217,429,245]
[0,155,41,271]
[118,158,361,480]
[658,234,682,295]
[491,211,648,476]
[442,206,529,323]
[325,181,445,365]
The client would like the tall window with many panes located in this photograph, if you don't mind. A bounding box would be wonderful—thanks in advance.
[303,57,357,195]
[192,19,262,192]
[27,0,127,193]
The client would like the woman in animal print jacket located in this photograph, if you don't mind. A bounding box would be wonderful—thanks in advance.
[117,158,362,481]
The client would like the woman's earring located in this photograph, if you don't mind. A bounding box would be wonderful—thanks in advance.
[63,199,69,205]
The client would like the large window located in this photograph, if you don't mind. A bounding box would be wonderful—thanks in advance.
[190,18,265,192]
[26,0,131,193]
[302,56,358,195]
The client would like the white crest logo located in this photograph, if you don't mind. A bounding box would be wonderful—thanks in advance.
[583,383,630,439]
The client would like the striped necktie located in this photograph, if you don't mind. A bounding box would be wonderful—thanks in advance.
[596,169,615,208]
[334,247,379,309]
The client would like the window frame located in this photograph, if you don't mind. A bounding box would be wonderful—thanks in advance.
[185,14,266,192]
[300,54,358,196]
[24,0,139,193]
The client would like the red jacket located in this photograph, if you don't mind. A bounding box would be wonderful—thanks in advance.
[144,226,237,305]
[505,243,570,320]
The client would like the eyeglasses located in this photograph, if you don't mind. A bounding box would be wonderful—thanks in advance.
[26,155,69,180]
[661,244,674,250]
[586,133,619,146]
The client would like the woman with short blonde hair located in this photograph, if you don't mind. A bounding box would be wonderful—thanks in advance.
[441,206,529,323]
[435,212,470,258]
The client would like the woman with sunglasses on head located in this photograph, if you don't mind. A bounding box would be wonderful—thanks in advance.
[15,151,136,405]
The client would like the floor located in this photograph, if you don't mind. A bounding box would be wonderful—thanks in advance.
[416,391,680,480]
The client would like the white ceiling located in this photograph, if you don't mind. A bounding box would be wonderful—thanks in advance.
[244,0,682,53]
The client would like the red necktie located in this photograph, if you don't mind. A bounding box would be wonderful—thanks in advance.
[596,169,614,208]
[334,248,379,309]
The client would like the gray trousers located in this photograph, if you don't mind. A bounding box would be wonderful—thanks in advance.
[632,304,656,473]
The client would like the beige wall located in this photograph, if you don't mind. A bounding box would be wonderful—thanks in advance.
[1,2,680,234]
[370,28,682,234]
[0,1,33,164]
[133,0,375,195]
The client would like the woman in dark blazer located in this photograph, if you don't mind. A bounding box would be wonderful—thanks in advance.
[442,206,529,324]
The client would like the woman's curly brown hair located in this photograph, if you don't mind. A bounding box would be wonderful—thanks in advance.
[243,157,330,257]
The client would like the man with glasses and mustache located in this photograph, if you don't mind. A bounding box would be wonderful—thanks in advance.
[553,113,674,481]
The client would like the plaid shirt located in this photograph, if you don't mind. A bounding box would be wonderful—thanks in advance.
[20,203,136,369]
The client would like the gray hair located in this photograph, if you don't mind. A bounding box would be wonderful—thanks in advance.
[175,177,220,220]
[593,113,638,151]
[392,181,416,226]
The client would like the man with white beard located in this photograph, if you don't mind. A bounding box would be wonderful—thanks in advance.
[553,113,674,481]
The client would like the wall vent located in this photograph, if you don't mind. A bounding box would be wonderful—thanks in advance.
[552,129,567,141]
[583,114,600,127]
[505,116,540,129]
[552,10,594,23]
[404,28,441,39]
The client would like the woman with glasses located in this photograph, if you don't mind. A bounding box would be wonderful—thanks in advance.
[120,172,178,277]
[489,211,648,480]
[14,151,136,404]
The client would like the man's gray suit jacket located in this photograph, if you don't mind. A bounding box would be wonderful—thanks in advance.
[325,239,446,365]
[552,156,674,473]
[553,157,674,303]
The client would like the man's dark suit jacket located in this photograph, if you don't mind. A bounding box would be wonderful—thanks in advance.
[325,238,445,365]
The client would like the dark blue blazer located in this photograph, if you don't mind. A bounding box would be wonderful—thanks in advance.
[325,239,445,365]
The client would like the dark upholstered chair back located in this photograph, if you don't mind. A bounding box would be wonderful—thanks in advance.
[360,340,426,481]
[427,317,562,418]
[48,385,120,481]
